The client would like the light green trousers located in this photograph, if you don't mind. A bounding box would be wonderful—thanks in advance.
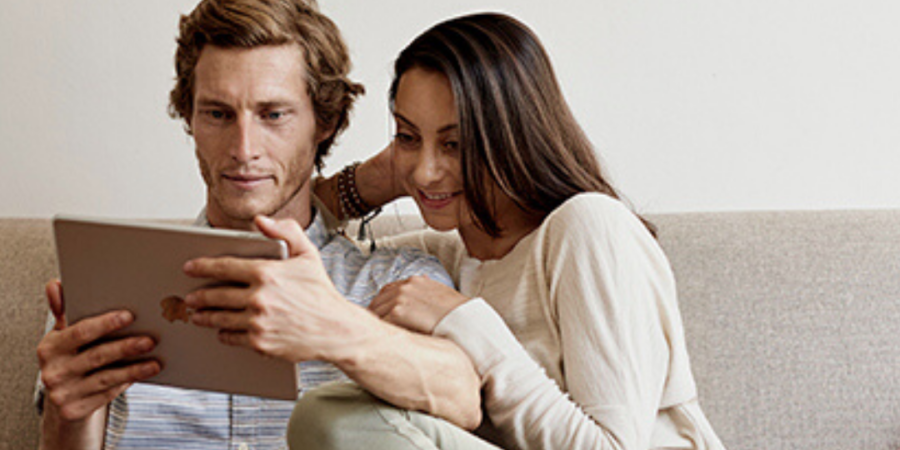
[288,381,501,450]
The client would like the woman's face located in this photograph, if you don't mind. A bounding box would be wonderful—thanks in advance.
[391,68,469,232]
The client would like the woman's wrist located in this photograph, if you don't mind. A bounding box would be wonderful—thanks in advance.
[313,151,402,222]
[354,150,403,209]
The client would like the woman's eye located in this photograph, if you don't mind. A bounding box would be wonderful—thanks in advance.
[394,133,417,146]
[444,141,459,152]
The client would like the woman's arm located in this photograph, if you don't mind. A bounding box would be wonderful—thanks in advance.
[314,145,403,221]
[434,195,683,449]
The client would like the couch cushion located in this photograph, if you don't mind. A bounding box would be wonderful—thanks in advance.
[655,210,900,450]
[5,211,900,450]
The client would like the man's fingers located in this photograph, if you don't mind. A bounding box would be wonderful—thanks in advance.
[51,383,130,422]
[184,256,260,284]
[217,330,251,348]
[254,215,315,258]
[191,308,253,330]
[53,311,134,353]
[67,336,156,380]
[86,360,161,392]
[185,286,250,310]
[49,361,159,421]
[45,280,66,330]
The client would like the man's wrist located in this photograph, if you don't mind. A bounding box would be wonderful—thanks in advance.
[39,402,108,450]
[328,312,398,374]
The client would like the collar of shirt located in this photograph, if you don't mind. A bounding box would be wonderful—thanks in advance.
[192,195,332,250]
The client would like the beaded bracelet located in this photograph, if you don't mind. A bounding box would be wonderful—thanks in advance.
[337,162,374,219]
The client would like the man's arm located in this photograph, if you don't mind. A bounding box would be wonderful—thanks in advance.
[40,405,107,450]
[184,216,482,430]
[37,280,161,450]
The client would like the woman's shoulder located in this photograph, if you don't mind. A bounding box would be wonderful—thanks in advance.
[541,192,647,238]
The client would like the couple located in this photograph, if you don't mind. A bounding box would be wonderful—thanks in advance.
[37,0,725,449]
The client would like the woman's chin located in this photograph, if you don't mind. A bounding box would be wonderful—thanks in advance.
[420,213,459,232]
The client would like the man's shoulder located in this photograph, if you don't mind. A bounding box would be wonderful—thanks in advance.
[320,233,452,288]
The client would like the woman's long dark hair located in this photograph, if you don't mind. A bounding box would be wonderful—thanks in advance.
[390,13,654,237]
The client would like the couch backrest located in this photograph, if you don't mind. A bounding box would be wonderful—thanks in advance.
[3,211,900,450]
[654,210,900,450]
[364,210,900,449]
[1,219,57,450]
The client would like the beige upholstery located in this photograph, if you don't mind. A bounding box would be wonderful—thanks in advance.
[2,211,900,450]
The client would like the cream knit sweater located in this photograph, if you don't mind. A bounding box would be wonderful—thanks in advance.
[382,193,725,450]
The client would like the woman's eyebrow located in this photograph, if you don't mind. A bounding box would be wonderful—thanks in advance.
[392,112,418,131]
[393,112,458,134]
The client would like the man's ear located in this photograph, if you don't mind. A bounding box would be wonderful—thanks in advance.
[315,119,338,145]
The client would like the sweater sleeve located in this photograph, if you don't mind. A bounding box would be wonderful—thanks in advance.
[435,194,685,450]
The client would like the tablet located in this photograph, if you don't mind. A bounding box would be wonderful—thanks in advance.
[53,214,298,401]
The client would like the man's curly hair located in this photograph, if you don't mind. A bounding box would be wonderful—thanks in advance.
[169,0,364,170]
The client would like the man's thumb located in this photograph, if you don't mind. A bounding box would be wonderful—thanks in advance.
[45,280,67,330]
[254,215,315,258]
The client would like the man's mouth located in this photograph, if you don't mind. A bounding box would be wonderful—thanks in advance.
[222,173,273,190]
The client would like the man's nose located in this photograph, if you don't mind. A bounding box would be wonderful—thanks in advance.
[231,115,262,162]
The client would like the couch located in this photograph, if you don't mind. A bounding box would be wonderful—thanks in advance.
[2,210,900,450]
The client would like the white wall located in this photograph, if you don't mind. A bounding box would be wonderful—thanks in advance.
[2,0,898,218]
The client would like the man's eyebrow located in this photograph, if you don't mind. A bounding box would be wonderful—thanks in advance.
[194,98,298,109]
[393,112,458,134]
[256,100,297,109]
[195,98,231,108]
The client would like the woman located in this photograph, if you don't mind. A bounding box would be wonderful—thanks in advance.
[294,12,725,450]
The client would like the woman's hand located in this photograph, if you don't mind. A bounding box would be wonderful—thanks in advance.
[368,275,470,334]
[312,143,406,221]
[355,143,406,206]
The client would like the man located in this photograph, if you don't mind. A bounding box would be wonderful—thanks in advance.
[36,1,480,448]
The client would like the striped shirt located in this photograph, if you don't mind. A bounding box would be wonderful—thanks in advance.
[102,208,452,450]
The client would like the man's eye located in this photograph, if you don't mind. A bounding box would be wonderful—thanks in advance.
[203,110,232,121]
[265,111,285,121]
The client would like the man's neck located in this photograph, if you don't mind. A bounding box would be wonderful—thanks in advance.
[205,192,313,231]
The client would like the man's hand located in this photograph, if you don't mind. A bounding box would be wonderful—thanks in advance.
[185,216,483,430]
[368,276,470,334]
[37,280,161,450]
[184,216,385,364]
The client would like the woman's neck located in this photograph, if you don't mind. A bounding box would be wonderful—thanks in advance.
[458,210,542,261]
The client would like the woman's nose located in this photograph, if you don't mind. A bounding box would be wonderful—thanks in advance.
[412,147,443,186]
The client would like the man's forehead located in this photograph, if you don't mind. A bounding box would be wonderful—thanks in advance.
[193,44,309,103]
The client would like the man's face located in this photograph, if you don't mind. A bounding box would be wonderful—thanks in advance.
[190,44,324,230]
